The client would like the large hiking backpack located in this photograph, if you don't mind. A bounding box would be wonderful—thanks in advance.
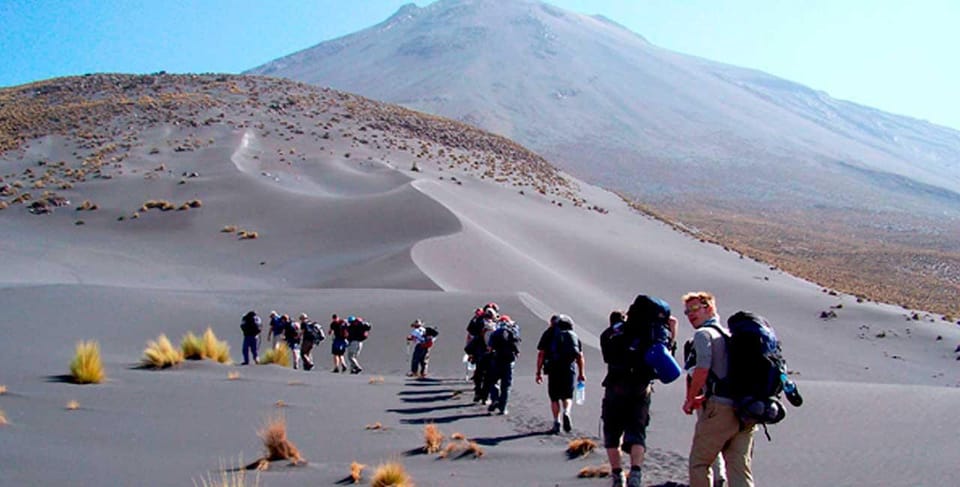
[710,311,792,431]
[348,318,371,342]
[623,295,676,378]
[490,323,520,362]
[241,311,261,336]
[424,326,440,338]
[546,316,579,369]
[304,321,325,343]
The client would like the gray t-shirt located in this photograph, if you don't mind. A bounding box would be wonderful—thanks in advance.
[693,318,733,404]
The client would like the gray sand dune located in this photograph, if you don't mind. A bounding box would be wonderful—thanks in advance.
[2,75,959,486]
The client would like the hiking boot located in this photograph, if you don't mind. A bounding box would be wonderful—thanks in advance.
[610,470,626,487]
[332,368,340,373]
[562,413,572,432]
[550,421,561,435]
[626,468,642,487]
[499,408,508,416]
[487,403,498,413]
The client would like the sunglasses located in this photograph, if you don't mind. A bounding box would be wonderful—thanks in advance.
[684,302,707,315]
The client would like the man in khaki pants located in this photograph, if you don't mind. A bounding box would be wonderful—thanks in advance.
[682,291,755,487]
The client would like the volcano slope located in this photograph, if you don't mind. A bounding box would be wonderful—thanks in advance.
[0,74,957,486]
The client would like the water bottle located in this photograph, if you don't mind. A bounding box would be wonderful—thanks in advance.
[574,380,586,405]
[781,373,803,407]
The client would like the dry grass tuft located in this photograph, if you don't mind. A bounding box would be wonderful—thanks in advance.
[258,414,303,464]
[423,423,444,454]
[69,340,105,384]
[180,328,231,363]
[464,441,485,458]
[566,437,598,459]
[370,461,412,487]
[238,230,259,240]
[0,409,7,426]
[577,464,612,478]
[227,371,240,381]
[142,334,184,368]
[368,376,385,384]
[66,400,80,410]
[0,385,6,395]
[181,331,205,359]
[349,461,365,483]
[260,343,292,367]
[194,457,260,487]
[202,328,231,363]
[221,225,238,233]
[438,436,483,459]
[274,400,286,408]
[365,422,385,430]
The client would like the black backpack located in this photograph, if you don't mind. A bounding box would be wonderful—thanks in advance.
[424,326,439,338]
[626,294,673,350]
[490,324,520,362]
[546,317,579,368]
[707,311,794,434]
[241,311,261,336]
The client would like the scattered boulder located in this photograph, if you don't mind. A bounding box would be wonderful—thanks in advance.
[819,310,838,320]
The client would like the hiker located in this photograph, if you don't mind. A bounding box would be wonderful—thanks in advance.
[345,315,371,374]
[682,291,755,487]
[282,314,302,369]
[684,339,727,487]
[298,313,324,371]
[328,314,349,373]
[407,319,437,378]
[483,314,521,414]
[465,307,498,402]
[268,310,285,350]
[240,310,262,365]
[535,314,585,434]
[600,299,678,487]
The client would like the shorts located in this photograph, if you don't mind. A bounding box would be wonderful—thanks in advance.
[547,365,576,402]
[601,382,652,450]
[331,338,347,356]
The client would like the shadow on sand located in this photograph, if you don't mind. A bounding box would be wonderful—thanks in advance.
[399,412,490,424]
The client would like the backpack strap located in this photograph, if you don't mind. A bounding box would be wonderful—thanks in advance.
[699,324,732,398]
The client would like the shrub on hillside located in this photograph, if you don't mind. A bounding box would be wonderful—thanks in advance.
[142,334,184,368]
[180,328,231,363]
[69,340,105,384]
[371,461,411,487]
[260,343,291,367]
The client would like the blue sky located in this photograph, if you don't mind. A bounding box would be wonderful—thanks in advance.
[2,0,958,130]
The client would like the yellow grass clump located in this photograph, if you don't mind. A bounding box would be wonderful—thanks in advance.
[181,328,230,363]
[238,230,259,240]
[577,464,612,478]
[0,409,7,425]
[368,376,385,384]
[423,423,444,454]
[193,457,260,487]
[365,422,384,430]
[257,413,303,465]
[450,432,465,440]
[66,400,80,410]
[370,461,412,487]
[69,340,105,384]
[142,334,184,368]
[260,343,291,367]
[227,371,240,380]
[202,328,231,363]
[221,225,238,233]
[0,385,7,395]
[566,437,598,459]
[349,461,365,483]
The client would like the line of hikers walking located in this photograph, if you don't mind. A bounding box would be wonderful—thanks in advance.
[240,310,371,373]
[240,291,801,487]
